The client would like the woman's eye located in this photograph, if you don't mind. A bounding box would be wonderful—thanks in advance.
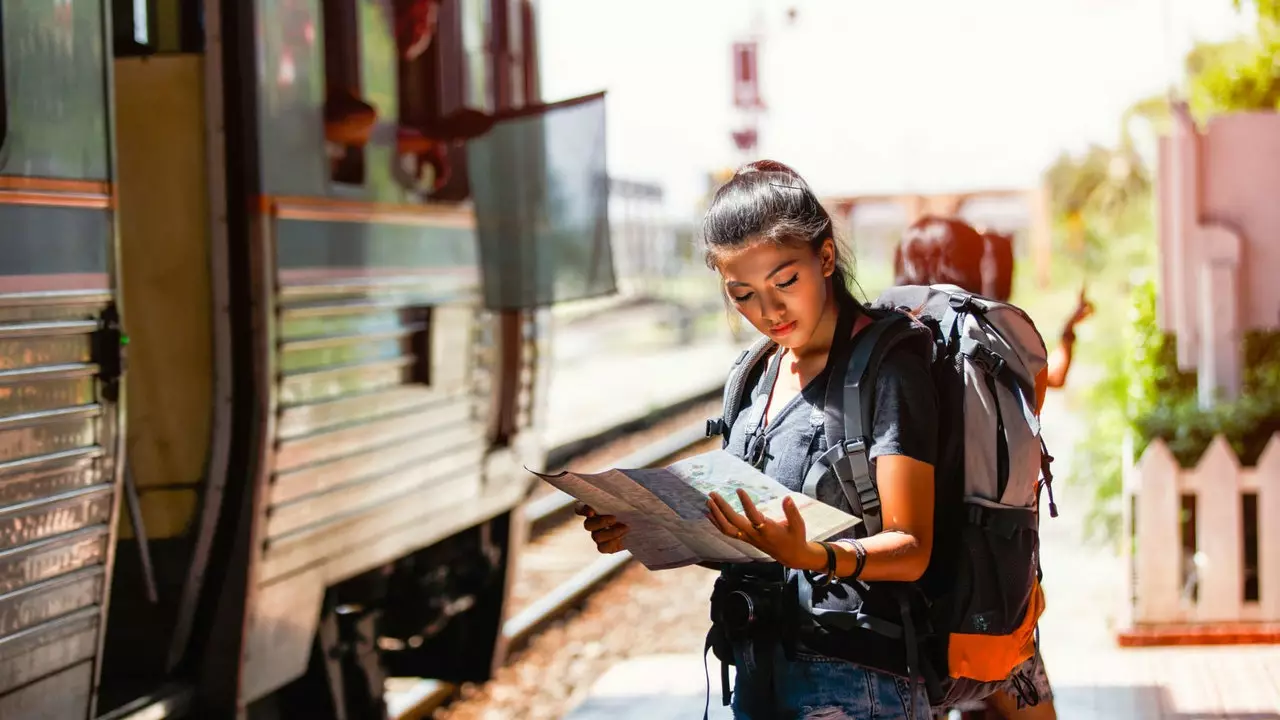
[776,274,799,289]
[730,291,754,303]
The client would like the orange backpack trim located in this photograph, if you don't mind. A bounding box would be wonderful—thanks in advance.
[946,579,1045,682]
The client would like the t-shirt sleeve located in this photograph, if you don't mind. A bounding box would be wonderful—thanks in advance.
[867,340,938,467]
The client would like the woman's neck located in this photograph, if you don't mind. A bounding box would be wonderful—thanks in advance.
[791,292,844,364]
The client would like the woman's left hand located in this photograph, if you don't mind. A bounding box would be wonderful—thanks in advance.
[1069,288,1095,326]
[706,490,823,571]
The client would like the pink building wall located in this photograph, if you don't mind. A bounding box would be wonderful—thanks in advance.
[1157,110,1280,375]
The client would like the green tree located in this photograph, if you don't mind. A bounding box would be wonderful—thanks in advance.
[1185,1,1280,120]
[1234,0,1280,24]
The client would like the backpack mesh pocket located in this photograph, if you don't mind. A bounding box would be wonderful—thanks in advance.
[947,499,1038,636]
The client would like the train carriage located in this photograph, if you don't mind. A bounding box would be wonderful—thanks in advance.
[0,1,608,718]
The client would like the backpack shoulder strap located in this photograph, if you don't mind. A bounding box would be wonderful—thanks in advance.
[706,335,775,446]
[802,312,926,535]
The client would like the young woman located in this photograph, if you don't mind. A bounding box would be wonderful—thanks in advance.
[580,160,939,718]
[895,215,1058,720]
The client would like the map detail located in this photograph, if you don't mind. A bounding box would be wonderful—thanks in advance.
[530,449,860,570]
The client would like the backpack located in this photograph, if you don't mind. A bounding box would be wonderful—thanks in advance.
[705,284,1057,709]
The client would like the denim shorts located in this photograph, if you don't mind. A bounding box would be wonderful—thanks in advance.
[730,640,929,719]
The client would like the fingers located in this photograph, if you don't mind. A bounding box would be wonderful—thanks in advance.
[596,537,626,554]
[704,496,734,536]
[590,523,628,546]
[781,495,806,535]
[582,514,617,532]
[707,492,753,539]
[737,489,770,530]
[582,512,628,554]
[574,503,597,518]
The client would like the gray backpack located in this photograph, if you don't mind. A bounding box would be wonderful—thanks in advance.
[706,284,1057,708]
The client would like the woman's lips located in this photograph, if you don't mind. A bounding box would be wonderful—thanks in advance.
[770,321,797,337]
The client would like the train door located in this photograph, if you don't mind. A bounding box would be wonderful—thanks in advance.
[91,0,228,716]
[0,1,126,719]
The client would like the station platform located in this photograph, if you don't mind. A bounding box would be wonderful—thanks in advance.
[564,654,734,720]
[563,395,1280,719]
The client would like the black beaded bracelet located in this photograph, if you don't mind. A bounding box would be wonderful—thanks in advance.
[818,541,838,586]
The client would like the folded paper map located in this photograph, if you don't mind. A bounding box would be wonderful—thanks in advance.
[530,449,860,570]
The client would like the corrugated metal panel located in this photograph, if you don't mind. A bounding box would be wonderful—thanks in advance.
[0,298,116,704]
[265,292,491,583]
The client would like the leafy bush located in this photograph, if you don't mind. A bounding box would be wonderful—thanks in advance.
[1073,279,1280,539]
[1132,326,1280,467]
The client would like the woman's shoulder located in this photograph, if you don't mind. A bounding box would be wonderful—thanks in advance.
[856,308,935,376]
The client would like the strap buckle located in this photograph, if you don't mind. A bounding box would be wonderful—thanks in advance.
[843,438,867,455]
[981,348,1007,376]
[706,418,726,438]
[962,341,1007,376]
[859,487,881,513]
[746,434,769,470]
[948,293,975,311]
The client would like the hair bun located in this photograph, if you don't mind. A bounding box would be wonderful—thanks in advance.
[735,159,800,179]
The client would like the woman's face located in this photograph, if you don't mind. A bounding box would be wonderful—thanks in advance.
[716,237,836,351]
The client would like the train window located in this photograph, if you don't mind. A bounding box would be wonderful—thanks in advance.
[519,0,537,103]
[394,0,499,201]
[112,0,203,56]
[395,0,448,197]
[113,0,157,56]
[322,0,370,185]
[491,0,536,108]
[469,92,617,309]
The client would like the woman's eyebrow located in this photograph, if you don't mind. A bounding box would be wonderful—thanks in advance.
[725,260,798,288]
[766,260,797,279]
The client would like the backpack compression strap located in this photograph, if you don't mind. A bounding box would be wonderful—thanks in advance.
[801,313,920,536]
[706,335,775,447]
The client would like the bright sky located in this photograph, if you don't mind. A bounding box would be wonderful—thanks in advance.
[538,0,1256,216]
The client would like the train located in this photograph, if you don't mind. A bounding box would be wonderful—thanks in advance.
[0,1,611,718]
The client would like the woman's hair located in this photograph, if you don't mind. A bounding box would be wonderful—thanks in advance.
[980,230,1015,302]
[894,215,986,294]
[702,160,858,304]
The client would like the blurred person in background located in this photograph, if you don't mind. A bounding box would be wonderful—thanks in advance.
[895,215,1062,720]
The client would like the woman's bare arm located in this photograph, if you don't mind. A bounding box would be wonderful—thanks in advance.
[829,454,934,582]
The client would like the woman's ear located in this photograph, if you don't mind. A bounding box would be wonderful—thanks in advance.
[820,238,836,277]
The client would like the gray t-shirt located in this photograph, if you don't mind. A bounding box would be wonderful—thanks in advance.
[724,334,938,618]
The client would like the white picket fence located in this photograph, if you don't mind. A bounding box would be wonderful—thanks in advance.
[1124,433,1280,626]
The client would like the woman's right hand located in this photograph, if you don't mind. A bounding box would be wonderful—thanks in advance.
[575,503,629,554]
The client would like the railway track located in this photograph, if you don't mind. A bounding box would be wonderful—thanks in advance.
[503,419,714,652]
[386,401,719,719]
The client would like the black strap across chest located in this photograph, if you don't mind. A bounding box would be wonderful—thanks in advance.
[742,302,859,470]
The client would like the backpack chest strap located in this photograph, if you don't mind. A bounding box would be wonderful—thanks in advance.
[805,313,919,537]
[707,337,776,446]
[801,439,876,524]
[742,350,786,466]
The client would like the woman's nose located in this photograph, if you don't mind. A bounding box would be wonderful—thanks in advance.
[759,295,785,322]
